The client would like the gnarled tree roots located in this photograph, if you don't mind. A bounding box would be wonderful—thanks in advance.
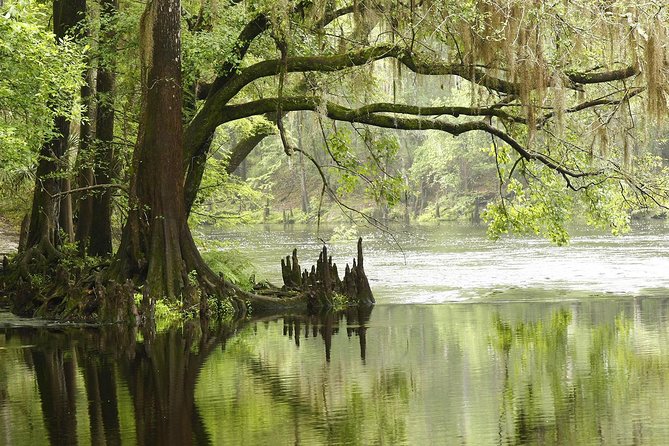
[0,237,375,323]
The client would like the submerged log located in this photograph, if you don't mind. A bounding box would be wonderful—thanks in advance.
[279,237,374,309]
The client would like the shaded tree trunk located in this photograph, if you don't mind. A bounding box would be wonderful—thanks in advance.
[89,0,119,257]
[27,115,70,249]
[27,0,86,250]
[59,177,75,242]
[113,0,221,303]
[74,66,96,252]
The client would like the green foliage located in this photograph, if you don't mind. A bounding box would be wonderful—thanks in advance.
[331,292,350,311]
[484,171,575,246]
[154,300,191,331]
[132,292,198,331]
[190,155,266,226]
[328,128,405,207]
[364,134,404,206]
[0,176,31,225]
[57,239,103,276]
[411,131,494,194]
[198,240,256,291]
[478,118,666,244]
[207,296,235,320]
[0,2,84,173]
[328,129,359,195]
[330,223,358,243]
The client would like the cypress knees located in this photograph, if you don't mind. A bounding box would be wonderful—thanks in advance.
[280,237,375,308]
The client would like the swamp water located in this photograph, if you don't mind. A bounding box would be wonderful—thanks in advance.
[3,222,669,444]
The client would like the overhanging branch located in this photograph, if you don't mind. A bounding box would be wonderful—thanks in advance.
[220,45,640,108]
[204,2,357,98]
[186,42,639,176]
[219,96,600,179]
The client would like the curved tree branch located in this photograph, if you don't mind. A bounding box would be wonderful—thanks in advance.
[186,43,640,171]
[538,87,645,126]
[566,66,640,85]
[312,5,355,30]
[218,96,602,179]
[184,2,359,211]
[204,2,357,99]
[184,116,277,215]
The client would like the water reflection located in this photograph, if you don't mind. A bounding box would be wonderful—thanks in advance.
[279,306,372,361]
[4,301,669,444]
[0,309,373,445]
[0,320,237,445]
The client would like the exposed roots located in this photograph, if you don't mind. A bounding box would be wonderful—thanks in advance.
[1,236,376,323]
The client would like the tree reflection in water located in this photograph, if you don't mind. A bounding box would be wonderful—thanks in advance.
[6,302,669,445]
[280,306,371,361]
[0,307,375,445]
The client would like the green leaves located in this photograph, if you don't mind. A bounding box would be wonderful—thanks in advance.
[328,129,404,207]
[0,2,84,175]
[484,172,574,246]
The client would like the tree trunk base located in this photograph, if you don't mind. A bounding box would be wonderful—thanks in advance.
[0,237,375,323]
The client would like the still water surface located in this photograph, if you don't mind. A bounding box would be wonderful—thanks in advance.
[3,222,669,445]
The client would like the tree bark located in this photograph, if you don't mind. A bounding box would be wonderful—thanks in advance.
[89,0,119,257]
[114,0,221,303]
[26,0,86,249]
[74,66,96,252]
[27,115,69,248]
[59,177,75,242]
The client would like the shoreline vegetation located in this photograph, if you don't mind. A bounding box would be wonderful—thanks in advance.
[0,224,375,325]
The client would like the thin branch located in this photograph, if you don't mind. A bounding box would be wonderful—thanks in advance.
[312,5,355,29]
[294,147,406,255]
[537,87,645,126]
[49,183,127,198]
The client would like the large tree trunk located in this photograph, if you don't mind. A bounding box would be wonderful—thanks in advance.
[114,0,219,303]
[26,0,86,250]
[27,115,69,249]
[88,0,119,257]
[74,66,96,252]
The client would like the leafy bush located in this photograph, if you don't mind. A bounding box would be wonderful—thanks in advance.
[199,241,256,291]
